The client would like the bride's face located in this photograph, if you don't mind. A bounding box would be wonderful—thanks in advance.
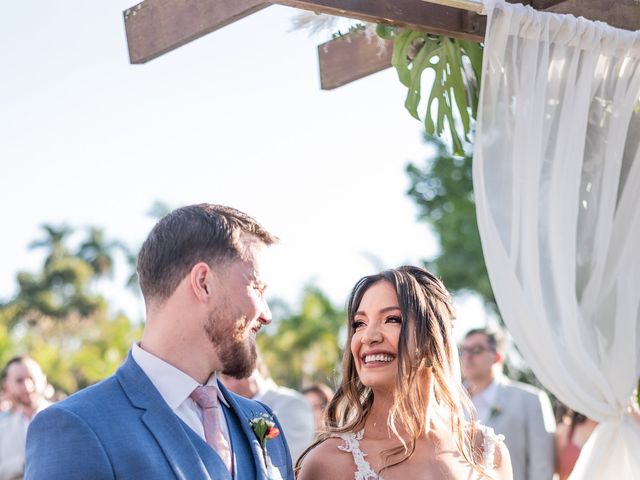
[350,280,402,391]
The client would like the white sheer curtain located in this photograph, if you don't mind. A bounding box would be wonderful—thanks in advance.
[473,0,640,477]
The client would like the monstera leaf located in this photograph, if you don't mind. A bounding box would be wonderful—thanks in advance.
[379,26,483,156]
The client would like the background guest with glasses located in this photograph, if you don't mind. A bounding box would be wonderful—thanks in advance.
[461,327,556,480]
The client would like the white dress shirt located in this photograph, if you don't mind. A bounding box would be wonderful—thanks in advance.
[0,401,49,480]
[131,343,231,445]
[470,379,499,424]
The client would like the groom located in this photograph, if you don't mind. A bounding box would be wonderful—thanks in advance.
[25,204,294,479]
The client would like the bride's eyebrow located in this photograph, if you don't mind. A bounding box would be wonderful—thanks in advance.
[380,305,400,313]
[379,306,401,314]
[354,306,401,316]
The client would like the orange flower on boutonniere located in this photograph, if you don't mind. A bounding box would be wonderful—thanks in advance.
[249,412,280,473]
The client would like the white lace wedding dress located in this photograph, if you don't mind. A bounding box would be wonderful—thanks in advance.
[334,425,504,480]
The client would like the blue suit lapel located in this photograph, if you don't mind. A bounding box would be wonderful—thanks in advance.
[218,381,269,480]
[116,353,213,480]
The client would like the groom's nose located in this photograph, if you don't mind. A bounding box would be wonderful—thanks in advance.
[258,301,272,325]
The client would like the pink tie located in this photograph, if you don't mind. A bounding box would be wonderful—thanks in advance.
[190,385,233,472]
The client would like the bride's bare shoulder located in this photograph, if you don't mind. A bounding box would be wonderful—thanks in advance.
[297,437,354,480]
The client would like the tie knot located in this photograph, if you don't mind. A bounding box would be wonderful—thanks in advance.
[190,385,220,410]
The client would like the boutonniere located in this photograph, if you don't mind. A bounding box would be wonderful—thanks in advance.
[489,406,502,419]
[249,412,280,467]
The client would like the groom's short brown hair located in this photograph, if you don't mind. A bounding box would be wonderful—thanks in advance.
[137,203,277,301]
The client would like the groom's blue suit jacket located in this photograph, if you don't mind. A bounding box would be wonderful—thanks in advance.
[25,353,294,479]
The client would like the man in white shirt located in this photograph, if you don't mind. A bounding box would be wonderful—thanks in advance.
[461,327,555,480]
[0,356,49,480]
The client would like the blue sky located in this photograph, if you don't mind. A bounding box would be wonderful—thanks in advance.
[0,1,486,333]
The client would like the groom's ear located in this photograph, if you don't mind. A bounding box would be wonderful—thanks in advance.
[190,262,213,302]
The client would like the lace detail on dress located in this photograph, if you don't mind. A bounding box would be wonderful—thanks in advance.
[333,426,504,479]
[335,430,381,480]
[475,423,505,470]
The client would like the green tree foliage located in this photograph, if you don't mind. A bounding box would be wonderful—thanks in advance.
[405,138,555,387]
[258,287,345,390]
[6,225,105,330]
[0,319,12,366]
[0,224,141,394]
[406,136,495,310]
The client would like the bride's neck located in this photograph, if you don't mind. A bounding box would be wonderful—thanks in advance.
[365,384,437,439]
[365,390,409,439]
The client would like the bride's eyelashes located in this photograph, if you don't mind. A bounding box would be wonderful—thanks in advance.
[351,315,402,330]
[352,320,366,330]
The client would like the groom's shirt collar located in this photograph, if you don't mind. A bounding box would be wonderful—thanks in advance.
[131,342,229,408]
[131,342,232,447]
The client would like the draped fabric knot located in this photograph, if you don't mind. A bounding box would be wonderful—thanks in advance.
[191,385,233,472]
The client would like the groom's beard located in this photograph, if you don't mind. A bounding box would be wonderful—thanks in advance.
[205,306,256,379]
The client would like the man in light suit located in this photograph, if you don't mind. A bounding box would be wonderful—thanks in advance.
[0,356,49,480]
[26,204,294,480]
[221,357,314,462]
[461,327,555,480]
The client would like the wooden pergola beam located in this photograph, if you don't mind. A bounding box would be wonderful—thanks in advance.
[124,0,630,69]
[124,0,269,64]
[124,0,494,65]
[316,0,638,90]
[318,32,393,90]
[545,0,640,32]
[271,0,487,41]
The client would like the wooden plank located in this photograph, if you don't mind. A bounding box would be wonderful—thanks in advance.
[420,0,568,12]
[545,0,640,32]
[419,0,485,14]
[123,0,490,64]
[313,0,594,91]
[271,0,573,41]
[124,0,269,64]
[318,31,393,90]
[530,0,571,8]
[122,0,618,70]
[271,0,486,42]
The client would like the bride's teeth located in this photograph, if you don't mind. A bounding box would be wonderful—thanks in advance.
[364,354,394,363]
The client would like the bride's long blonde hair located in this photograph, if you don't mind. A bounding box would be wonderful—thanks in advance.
[296,266,487,476]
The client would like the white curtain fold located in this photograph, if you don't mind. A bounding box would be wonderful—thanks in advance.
[473,1,640,477]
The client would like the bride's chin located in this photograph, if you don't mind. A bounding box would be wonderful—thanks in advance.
[360,377,395,391]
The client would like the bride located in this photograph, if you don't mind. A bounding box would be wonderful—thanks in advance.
[296,266,512,479]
